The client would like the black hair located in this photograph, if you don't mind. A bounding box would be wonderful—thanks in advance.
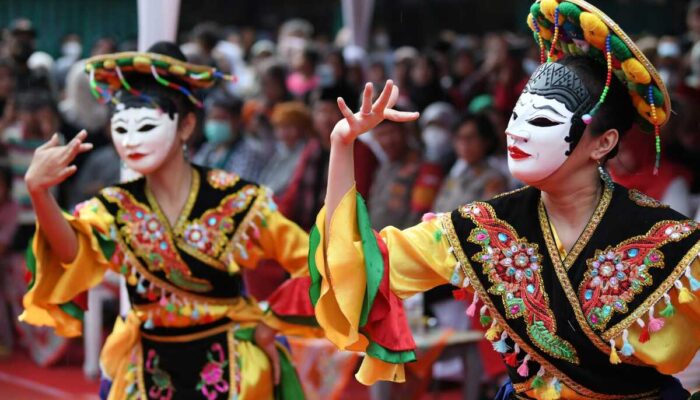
[455,112,499,156]
[0,164,12,195]
[557,56,635,159]
[110,42,196,122]
[206,89,243,117]
[15,89,57,113]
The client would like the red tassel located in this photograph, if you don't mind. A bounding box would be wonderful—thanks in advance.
[505,351,519,367]
[452,289,467,301]
[639,328,650,343]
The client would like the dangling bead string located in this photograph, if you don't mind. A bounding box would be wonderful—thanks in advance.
[609,338,621,364]
[685,267,700,291]
[530,17,547,64]
[621,329,635,356]
[466,292,479,317]
[647,306,665,333]
[648,85,661,175]
[675,279,696,304]
[547,7,561,62]
[659,292,675,318]
[583,34,613,125]
[150,65,203,108]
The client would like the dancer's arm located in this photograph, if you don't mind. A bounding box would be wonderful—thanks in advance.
[25,130,93,263]
[324,80,418,234]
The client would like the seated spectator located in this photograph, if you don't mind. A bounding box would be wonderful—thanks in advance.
[0,164,19,357]
[2,90,62,252]
[610,127,693,215]
[286,46,320,101]
[277,87,378,231]
[368,119,423,229]
[433,113,506,212]
[258,101,312,195]
[192,90,265,181]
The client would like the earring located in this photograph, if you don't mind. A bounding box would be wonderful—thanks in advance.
[183,143,189,160]
[597,160,614,190]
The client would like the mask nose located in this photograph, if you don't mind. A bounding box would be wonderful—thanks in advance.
[122,130,141,148]
[505,129,530,142]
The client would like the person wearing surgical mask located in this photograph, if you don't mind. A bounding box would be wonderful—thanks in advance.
[53,34,83,91]
[192,90,265,181]
[21,42,321,400]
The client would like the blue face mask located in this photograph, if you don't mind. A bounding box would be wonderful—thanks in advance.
[204,120,233,144]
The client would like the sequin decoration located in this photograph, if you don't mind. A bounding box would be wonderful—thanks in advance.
[181,185,258,259]
[102,187,212,293]
[145,349,174,400]
[580,220,697,331]
[460,202,579,364]
[207,169,240,190]
[196,342,230,400]
[629,189,668,209]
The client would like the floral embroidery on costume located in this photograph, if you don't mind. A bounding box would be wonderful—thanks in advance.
[629,189,668,209]
[460,202,579,364]
[579,220,697,331]
[197,343,229,400]
[207,169,240,190]
[145,349,174,400]
[181,185,258,258]
[102,187,212,293]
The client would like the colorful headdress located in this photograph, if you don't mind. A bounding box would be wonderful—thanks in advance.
[527,0,670,173]
[84,47,235,109]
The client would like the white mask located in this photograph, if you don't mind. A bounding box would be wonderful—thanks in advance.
[422,125,452,162]
[505,92,575,183]
[111,107,179,175]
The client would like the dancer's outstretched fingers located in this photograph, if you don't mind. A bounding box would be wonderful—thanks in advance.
[384,109,420,122]
[360,82,373,115]
[372,80,394,113]
[387,85,400,108]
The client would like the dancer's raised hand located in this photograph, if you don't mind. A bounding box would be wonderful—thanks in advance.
[25,130,93,193]
[331,80,419,145]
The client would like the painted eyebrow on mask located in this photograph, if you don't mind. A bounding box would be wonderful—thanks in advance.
[532,104,565,118]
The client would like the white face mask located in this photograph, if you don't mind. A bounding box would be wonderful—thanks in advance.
[111,107,179,175]
[505,92,574,183]
[422,125,452,162]
[61,41,82,58]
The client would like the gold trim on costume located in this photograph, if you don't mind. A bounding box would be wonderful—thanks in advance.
[537,196,645,366]
[136,344,147,398]
[629,189,669,209]
[220,187,269,263]
[603,240,700,341]
[440,211,654,399]
[141,321,237,343]
[490,185,530,200]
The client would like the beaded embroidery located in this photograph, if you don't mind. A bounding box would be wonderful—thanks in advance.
[207,169,240,191]
[628,189,668,209]
[102,187,212,292]
[197,342,230,400]
[579,220,697,331]
[460,202,579,363]
[180,185,257,259]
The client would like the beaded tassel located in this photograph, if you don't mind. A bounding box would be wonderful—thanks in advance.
[450,262,462,286]
[637,318,650,343]
[144,311,154,329]
[583,34,613,125]
[647,307,665,333]
[466,292,479,317]
[540,378,562,400]
[485,320,501,341]
[531,366,546,389]
[686,267,700,291]
[547,7,561,62]
[609,339,621,364]
[621,329,635,357]
[479,304,492,326]
[676,279,696,304]
[517,354,531,377]
[505,343,520,367]
[492,331,510,353]
[159,290,168,306]
[647,85,661,175]
[127,266,138,286]
[659,293,676,318]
